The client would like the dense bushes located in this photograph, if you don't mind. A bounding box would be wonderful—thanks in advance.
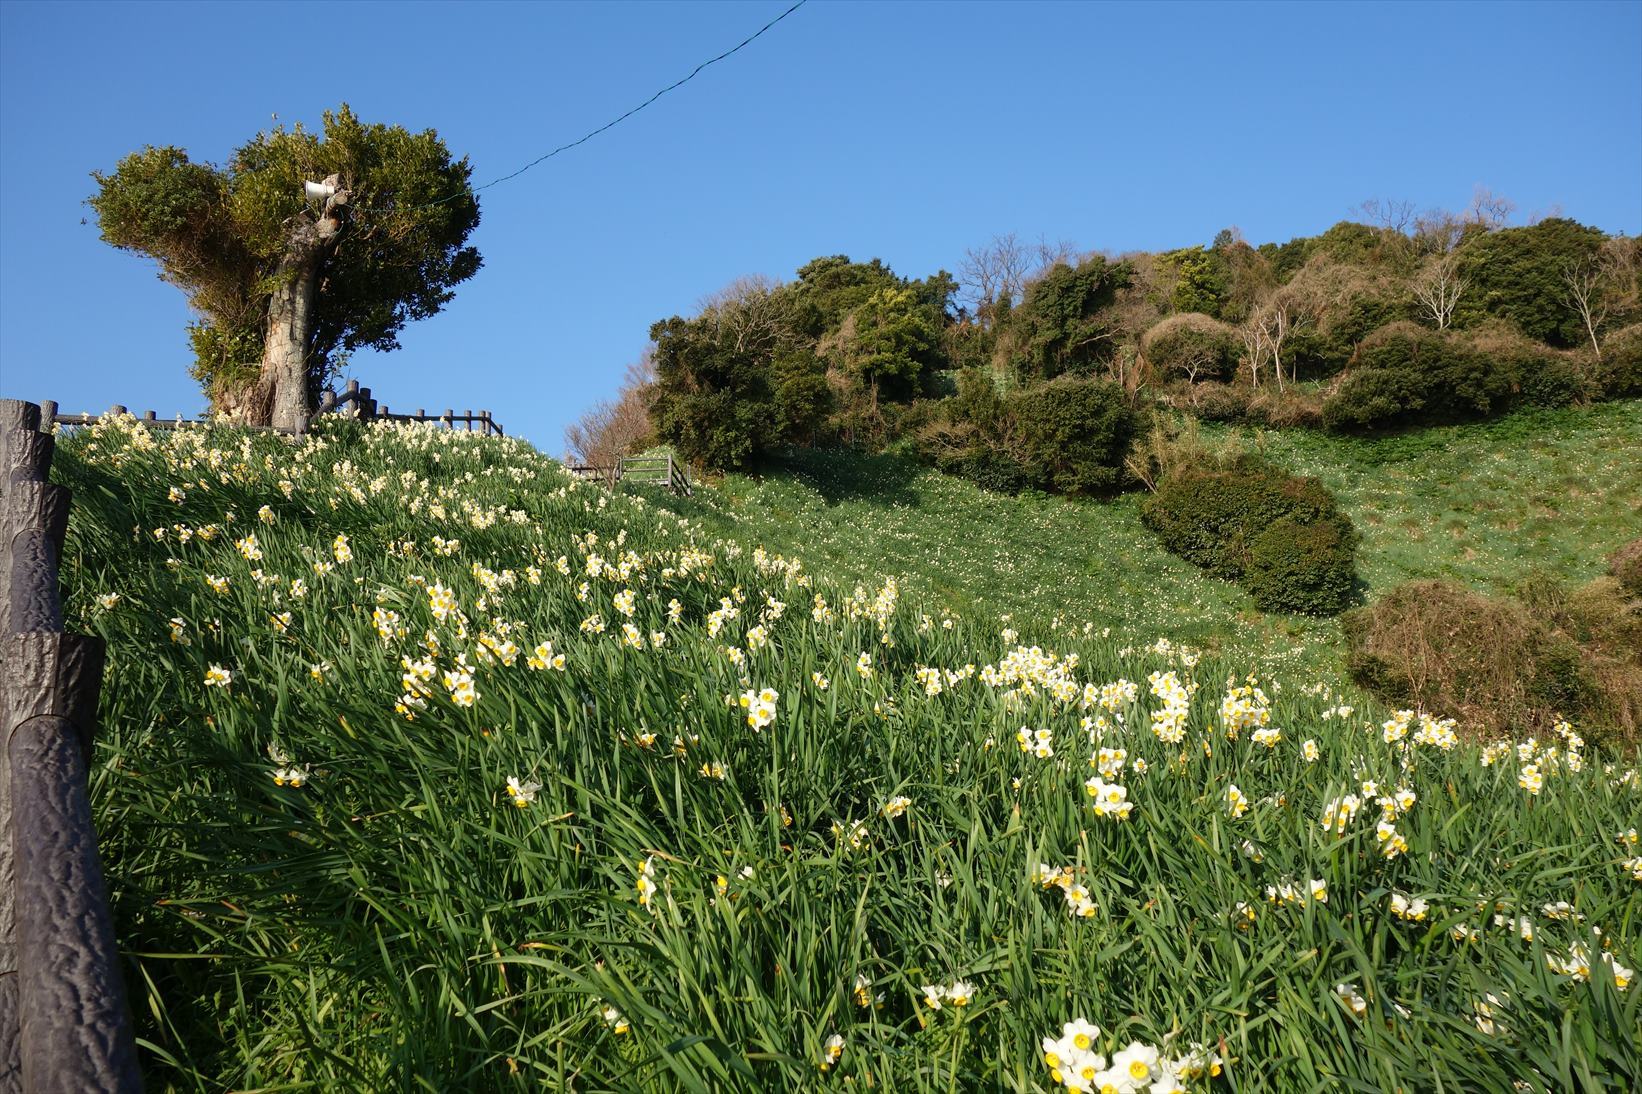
[1142,313,1238,383]
[1007,377,1140,495]
[1344,576,1642,742]
[1141,455,1359,615]
[918,373,1142,496]
[1319,321,1590,430]
[1598,323,1642,397]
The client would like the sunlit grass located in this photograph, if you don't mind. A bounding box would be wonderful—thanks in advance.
[55,412,1642,1091]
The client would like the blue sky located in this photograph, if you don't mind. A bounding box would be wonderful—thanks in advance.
[2,0,1638,450]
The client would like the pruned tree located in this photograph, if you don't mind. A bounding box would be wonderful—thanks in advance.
[1412,252,1468,330]
[88,105,481,429]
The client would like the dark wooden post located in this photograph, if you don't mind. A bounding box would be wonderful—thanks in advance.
[0,400,140,1092]
[37,403,56,427]
[109,405,125,418]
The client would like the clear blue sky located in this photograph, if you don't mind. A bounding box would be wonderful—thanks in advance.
[2,0,1639,450]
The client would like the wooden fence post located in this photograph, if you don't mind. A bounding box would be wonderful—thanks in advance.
[0,400,140,1092]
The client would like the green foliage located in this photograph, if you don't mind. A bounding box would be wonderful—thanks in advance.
[1323,322,1512,430]
[1006,257,1131,379]
[835,287,941,400]
[1245,514,1358,615]
[1597,324,1642,397]
[1141,313,1239,382]
[1457,218,1606,346]
[1006,377,1141,496]
[1155,246,1227,316]
[58,420,1642,1090]
[648,315,775,470]
[89,105,481,401]
[1141,456,1359,615]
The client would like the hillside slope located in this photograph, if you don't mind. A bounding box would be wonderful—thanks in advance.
[51,414,1642,1091]
[645,402,1642,681]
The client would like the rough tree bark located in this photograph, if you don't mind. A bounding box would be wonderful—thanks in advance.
[256,176,350,430]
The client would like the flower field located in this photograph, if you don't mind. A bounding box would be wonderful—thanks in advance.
[56,414,1641,1090]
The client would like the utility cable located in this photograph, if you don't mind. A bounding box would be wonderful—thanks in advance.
[352,0,808,217]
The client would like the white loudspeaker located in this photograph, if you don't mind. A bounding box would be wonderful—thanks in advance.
[304,180,337,201]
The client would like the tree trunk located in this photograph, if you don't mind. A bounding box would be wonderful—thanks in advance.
[250,181,349,429]
[261,253,321,430]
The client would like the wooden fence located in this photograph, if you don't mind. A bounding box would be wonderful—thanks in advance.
[567,454,693,496]
[0,400,141,1091]
[45,379,504,438]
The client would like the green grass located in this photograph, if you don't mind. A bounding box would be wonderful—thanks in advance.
[50,411,1642,1091]
[1239,402,1642,595]
[647,401,1642,685]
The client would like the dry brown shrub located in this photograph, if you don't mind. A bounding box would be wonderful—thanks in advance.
[1609,537,1642,598]
[1344,578,1641,744]
[1246,386,1326,428]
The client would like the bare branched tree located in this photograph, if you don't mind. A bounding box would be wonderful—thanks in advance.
[564,348,657,467]
[1413,208,1467,255]
[1252,301,1300,389]
[1239,317,1269,388]
[1465,185,1516,230]
[1359,197,1417,235]
[1561,239,1641,359]
[958,233,1033,325]
[697,274,789,354]
[1033,234,1080,275]
[1412,252,1469,331]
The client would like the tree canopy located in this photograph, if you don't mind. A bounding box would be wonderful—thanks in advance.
[89,105,481,425]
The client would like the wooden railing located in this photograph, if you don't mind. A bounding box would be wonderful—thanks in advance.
[567,454,692,496]
[0,400,141,1091]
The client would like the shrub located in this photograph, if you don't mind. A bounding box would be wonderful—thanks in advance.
[1610,537,1642,598]
[1141,455,1358,615]
[1323,321,1511,430]
[1187,381,1251,422]
[1245,514,1358,615]
[1463,323,1588,409]
[1007,377,1141,495]
[939,449,1030,494]
[1141,313,1239,384]
[1344,578,1641,742]
[1596,323,1642,397]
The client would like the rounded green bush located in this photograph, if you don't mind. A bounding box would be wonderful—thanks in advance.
[1006,376,1141,496]
[1244,513,1358,615]
[1141,455,1360,616]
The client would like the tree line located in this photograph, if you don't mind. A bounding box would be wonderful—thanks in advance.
[574,189,1639,493]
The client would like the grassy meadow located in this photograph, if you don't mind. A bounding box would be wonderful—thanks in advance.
[646,402,1642,683]
[53,411,1642,1090]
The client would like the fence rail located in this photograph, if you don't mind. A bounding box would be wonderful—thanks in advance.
[46,380,504,438]
[567,454,692,496]
[0,399,141,1091]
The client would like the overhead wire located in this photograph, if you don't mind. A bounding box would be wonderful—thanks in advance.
[352,0,809,217]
